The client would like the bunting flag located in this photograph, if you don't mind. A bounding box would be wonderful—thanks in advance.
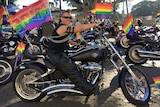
[122,13,134,36]
[0,6,9,35]
[95,3,113,19]
[7,0,52,39]
[156,11,160,18]
[152,76,160,89]
[15,43,26,61]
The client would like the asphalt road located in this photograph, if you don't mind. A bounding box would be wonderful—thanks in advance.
[1,59,160,107]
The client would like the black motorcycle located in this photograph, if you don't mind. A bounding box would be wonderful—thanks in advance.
[0,33,43,85]
[13,31,151,105]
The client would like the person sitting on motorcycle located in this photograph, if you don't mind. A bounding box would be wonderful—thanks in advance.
[134,19,143,32]
[47,9,99,96]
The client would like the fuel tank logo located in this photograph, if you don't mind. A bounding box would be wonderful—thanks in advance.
[91,53,99,58]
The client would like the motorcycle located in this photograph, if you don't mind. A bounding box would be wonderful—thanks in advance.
[117,19,160,49]
[13,30,151,105]
[127,35,160,64]
[0,35,43,86]
[0,32,43,58]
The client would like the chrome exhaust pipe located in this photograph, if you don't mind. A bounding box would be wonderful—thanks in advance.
[41,84,75,92]
[137,50,160,55]
[137,50,160,58]
[47,89,83,95]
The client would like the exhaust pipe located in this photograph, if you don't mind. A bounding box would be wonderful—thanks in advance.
[47,89,83,95]
[137,50,160,59]
[41,84,84,95]
[41,84,75,92]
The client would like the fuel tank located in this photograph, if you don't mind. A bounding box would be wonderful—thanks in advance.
[70,46,104,62]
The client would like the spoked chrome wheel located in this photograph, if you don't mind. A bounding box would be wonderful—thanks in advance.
[14,65,46,102]
[120,66,150,105]
[0,59,13,85]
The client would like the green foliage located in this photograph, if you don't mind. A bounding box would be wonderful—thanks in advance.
[131,1,159,17]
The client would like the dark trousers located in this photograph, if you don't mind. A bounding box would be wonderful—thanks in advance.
[47,50,94,95]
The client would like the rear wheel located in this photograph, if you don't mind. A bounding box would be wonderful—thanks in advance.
[127,45,147,64]
[119,66,150,105]
[14,65,46,102]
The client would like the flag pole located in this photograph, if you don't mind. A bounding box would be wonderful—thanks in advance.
[6,0,8,6]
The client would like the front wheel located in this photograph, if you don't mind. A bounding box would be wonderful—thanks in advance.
[14,65,46,102]
[0,57,13,86]
[127,45,147,64]
[119,66,150,105]
[119,36,129,49]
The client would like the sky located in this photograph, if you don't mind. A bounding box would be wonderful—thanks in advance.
[16,0,155,14]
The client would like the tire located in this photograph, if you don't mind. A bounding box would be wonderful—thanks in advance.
[14,65,46,102]
[0,57,13,86]
[119,36,129,49]
[119,66,150,105]
[24,43,42,59]
[127,45,147,64]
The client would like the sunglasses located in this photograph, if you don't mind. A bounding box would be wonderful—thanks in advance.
[62,16,72,19]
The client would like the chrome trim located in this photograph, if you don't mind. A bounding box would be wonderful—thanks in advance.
[47,89,83,95]
[41,84,75,92]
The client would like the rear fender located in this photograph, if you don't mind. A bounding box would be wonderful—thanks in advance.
[17,61,47,72]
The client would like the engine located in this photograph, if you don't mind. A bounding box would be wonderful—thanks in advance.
[77,62,102,84]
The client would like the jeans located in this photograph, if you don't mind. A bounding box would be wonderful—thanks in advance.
[47,50,94,95]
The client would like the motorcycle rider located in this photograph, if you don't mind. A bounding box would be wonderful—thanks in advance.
[47,9,99,96]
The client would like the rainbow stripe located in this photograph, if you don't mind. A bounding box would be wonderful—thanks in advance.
[15,43,26,60]
[76,32,83,40]
[95,3,112,19]
[7,0,52,38]
[0,6,9,35]
[156,12,160,18]
[122,13,134,36]
[153,76,160,89]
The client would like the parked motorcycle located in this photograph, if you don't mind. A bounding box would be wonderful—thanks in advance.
[127,34,160,64]
[13,29,150,105]
[117,19,160,49]
[0,35,43,86]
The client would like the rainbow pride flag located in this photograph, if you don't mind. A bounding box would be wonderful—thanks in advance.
[152,76,160,89]
[76,32,83,40]
[0,6,9,35]
[156,11,160,18]
[95,3,113,19]
[122,13,134,36]
[7,0,52,39]
[15,43,26,61]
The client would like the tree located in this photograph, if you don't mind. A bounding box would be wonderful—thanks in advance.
[131,1,158,17]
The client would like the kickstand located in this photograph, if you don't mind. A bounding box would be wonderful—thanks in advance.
[84,96,90,104]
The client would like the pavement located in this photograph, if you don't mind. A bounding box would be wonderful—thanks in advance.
[0,59,160,107]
